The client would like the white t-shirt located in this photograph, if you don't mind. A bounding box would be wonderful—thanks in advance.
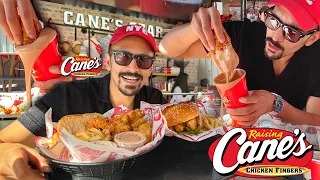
[170,86,193,103]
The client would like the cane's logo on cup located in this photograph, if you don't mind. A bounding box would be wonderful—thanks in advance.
[222,96,230,104]
[60,56,102,77]
[208,128,313,178]
[306,0,315,5]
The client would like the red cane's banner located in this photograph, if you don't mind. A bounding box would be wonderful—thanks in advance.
[60,56,102,77]
[208,128,313,178]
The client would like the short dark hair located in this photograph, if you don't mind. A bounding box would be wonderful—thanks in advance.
[200,78,209,87]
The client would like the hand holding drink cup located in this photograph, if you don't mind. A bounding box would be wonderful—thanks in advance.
[227,90,277,127]
[33,63,73,94]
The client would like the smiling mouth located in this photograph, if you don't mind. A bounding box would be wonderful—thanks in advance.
[121,75,140,82]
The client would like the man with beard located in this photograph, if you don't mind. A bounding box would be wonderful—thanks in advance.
[159,0,320,126]
[0,25,166,180]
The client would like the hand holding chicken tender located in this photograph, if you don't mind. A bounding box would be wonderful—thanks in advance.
[208,31,239,81]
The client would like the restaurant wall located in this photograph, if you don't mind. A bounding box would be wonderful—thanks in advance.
[0,0,223,89]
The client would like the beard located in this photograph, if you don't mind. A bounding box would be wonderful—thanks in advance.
[118,72,143,96]
[264,37,285,61]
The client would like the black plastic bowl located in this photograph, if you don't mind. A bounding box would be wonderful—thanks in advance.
[39,139,163,180]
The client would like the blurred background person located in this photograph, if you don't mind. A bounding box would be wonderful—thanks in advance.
[170,72,194,103]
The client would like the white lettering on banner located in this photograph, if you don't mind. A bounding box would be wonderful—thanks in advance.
[64,11,74,25]
[213,128,312,174]
[60,57,102,76]
[88,14,100,29]
[63,11,164,38]
[148,25,155,37]
[75,13,86,27]
[101,17,110,30]
[115,19,123,27]
[156,26,163,38]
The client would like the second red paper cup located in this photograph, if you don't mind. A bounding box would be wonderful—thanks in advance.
[16,28,63,81]
[213,69,249,127]
[32,28,62,81]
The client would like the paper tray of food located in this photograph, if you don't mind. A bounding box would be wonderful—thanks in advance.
[0,88,41,117]
[160,101,231,142]
[36,101,166,163]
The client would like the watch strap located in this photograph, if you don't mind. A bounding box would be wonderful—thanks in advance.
[269,93,284,116]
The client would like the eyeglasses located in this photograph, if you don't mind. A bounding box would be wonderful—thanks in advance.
[263,11,318,43]
[110,50,155,69]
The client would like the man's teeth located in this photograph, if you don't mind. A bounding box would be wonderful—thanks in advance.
[123,76,139,80]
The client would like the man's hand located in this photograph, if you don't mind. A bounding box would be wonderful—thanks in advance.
[191,7,226,51]
[227,90,275,126]
[34,65,72,93]
[0,0,40,45]
[0,144,51,180]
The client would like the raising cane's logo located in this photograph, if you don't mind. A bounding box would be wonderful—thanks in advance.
[60,56,102,77]
[208,128,313,178]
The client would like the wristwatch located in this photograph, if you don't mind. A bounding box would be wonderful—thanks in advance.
[269,93,284,116]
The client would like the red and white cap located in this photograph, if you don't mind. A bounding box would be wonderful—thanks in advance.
[264,0,320,31]
[108,24,158,53]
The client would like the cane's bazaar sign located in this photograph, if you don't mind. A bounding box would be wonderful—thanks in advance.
[37,1,174,38]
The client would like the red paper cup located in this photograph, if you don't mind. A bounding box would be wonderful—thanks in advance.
[32,28,62,81]
[213,69,249,127]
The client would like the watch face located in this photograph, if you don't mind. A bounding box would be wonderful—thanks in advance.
[274,94,283,114]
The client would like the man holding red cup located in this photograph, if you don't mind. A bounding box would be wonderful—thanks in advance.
[160,0,320,127]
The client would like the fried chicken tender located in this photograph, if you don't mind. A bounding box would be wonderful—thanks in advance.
[19,18,41,46]
[83,109,151,142]
[108,118,132,134]
[87,118,110,130]
[128,109,144,123]
[186,118,197,131]
[174,123,185,132]
[113,114,130,124]
[212,31,228,53]
[113,124,131,134]
[131,118,147,129]
[135,121,152,143]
